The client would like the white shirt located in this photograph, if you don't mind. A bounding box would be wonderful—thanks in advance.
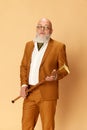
[28,41,48,85]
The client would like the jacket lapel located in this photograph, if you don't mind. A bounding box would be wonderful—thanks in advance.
[41,38,53,66]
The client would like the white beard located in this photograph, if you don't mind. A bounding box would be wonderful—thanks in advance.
[33,34,51,43]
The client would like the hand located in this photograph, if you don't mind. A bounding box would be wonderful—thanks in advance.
[45,69,57,81]
[20,86,28,98]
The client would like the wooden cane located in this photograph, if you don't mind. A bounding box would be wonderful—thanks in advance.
[11,69,57,103]
[11,80,45,103]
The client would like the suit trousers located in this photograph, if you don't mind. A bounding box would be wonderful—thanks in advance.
[22,87,57,130]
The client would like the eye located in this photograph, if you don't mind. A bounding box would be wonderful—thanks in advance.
[36,25,42,29]
[45,26,50,30]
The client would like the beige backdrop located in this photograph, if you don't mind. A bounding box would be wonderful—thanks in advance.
[0,0,87,130]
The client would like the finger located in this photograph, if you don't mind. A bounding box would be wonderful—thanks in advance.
[45,76,54,81]
[51,69,57,75]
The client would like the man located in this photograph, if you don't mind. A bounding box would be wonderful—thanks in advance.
[20,18,70,130]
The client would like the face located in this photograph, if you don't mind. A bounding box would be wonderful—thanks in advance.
[36,18,53,38]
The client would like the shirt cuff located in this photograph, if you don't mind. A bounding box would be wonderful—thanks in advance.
[21,84,28,87]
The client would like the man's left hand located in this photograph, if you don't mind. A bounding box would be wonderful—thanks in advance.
[45,69,57,81]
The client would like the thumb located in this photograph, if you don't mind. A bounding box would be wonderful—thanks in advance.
[51,69,57,76]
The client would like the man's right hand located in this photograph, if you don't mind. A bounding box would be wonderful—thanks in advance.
[20,86,28,98]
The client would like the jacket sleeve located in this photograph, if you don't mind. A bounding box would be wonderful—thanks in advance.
[20,43,29,85]
[57,44,70,80]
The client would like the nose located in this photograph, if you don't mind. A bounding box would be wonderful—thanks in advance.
[41,26,45,31]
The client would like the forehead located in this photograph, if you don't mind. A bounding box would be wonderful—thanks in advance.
[37,19,51,26]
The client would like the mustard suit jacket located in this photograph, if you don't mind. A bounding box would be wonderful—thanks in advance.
[20,38,69,100]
